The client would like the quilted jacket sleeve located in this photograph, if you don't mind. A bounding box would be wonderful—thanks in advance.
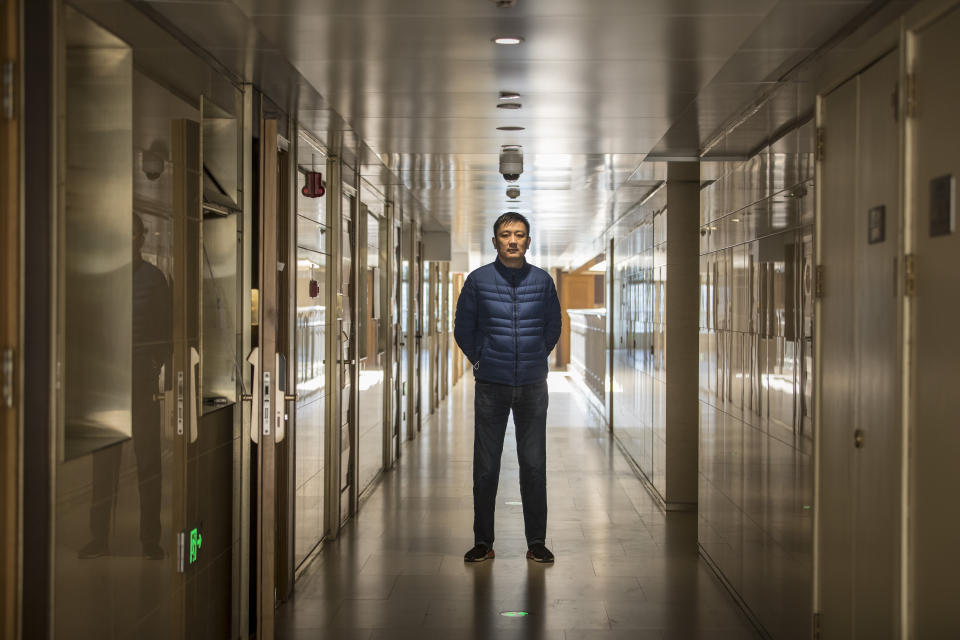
[453,274,480,364]
[543,277,562,354]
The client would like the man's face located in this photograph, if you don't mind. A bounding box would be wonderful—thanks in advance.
[492,220,531,263]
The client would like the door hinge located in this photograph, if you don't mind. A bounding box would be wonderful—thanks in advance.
[905,73,918,119]
[904,254,917,297]
[2,61,14,120]
[2,348,13,408]
[814,265,825,298]
[816,127,825,163]
[813,612,821,639]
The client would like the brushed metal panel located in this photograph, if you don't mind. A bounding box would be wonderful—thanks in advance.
[130,0,882,274]
[852,50,900,638]
[698,99,815,638]
[62,12,133,458]
[910,8,960,635]
[818,73,858,640]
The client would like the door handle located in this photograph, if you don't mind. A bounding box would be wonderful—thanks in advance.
[243,347,260,444]
[189,347,200,444]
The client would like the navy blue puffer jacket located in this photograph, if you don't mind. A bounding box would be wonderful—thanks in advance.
[454,258,562,386]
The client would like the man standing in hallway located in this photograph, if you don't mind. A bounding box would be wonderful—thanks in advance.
[454,212,562,564]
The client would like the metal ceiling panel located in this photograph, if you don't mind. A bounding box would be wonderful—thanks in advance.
[123,0,907,269]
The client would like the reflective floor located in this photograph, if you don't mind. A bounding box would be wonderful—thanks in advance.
[277,373,760,640]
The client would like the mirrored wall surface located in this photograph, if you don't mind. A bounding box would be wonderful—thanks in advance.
[698,123,815,640]
[612,208,666,497]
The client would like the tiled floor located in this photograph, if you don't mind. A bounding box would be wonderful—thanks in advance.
[276,373,761,640]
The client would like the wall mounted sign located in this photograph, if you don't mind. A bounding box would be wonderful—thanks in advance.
[868,206,886,244]
[930,174,955,237]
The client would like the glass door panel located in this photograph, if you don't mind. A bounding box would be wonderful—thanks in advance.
[293,159,327,566]
[339,193,355,523]
[357,208,383,496]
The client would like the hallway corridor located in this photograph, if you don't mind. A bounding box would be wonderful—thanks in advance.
[276,373,760,640]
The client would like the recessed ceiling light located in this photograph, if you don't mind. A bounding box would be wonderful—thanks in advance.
[499,91,521,100]
[497,126,525,131]
[492,36,524,45]
[496,103,522,110]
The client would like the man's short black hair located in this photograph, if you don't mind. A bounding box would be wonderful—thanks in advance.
[493,212,530,236]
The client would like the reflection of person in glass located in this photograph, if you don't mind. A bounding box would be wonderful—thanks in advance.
[80,214,172,560]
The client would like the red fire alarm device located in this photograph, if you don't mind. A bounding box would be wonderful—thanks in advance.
[302,171,325,198]
[309,280,319,298]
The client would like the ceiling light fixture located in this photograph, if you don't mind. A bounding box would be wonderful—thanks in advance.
[499,91,521,100]
[497,126,525,131]
[492,36,524,45]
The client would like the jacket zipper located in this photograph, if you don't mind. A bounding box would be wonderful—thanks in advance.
[512,276,519,385]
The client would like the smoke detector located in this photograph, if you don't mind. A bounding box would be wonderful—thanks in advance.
[506,186,521,199]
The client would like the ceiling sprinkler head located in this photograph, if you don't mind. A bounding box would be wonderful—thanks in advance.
[506,186,521,199]
[499,145,523,181]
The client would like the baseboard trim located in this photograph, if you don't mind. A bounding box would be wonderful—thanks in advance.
[699,544,774,640]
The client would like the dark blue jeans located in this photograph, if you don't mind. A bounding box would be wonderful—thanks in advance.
[473,379,549,548]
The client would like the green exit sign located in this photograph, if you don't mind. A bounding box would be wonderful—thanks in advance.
[189,527,203,564]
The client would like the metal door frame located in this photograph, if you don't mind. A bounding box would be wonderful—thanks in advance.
[346,170,361,522]
[250,116,295,640]
[323,159,361,533]
[381,199,396,470]
[1,0,22,636]
[406,220,419,439]
[322,156,342,539]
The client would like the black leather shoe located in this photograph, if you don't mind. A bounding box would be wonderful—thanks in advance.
[464,543,495,563]
[526,543,554,563]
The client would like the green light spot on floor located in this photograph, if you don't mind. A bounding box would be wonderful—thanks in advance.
[802,505,812,510]
[500,611,529,618]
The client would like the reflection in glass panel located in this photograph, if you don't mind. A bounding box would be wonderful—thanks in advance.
[294,162,328,566]
[358,210,384,496]
[201,212,238,410]
[62,9,134,458]
[200,94,241,412]
[55,37,194,635]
